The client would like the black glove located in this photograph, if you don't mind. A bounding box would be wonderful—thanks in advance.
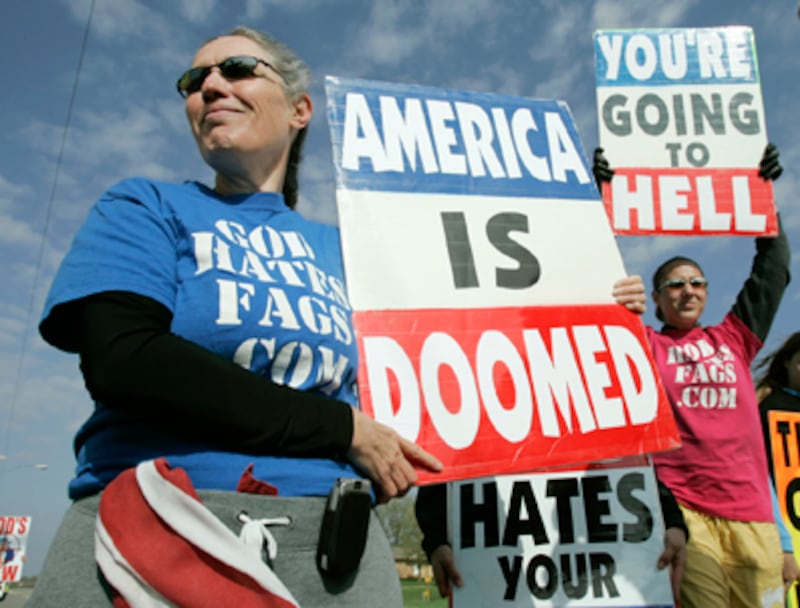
[592,147,614,191]
[758,142,782,181]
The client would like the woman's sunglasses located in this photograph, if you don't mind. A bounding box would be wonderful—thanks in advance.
[658,277,709,291]
[176,55,281,98]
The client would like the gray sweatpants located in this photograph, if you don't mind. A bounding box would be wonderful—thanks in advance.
[27,491,402,607]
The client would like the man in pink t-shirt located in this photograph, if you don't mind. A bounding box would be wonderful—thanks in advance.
[614,144,790,608]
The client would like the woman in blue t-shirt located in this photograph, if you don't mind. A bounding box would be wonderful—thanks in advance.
[31,25,441,607]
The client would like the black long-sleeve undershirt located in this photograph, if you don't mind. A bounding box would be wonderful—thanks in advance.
[39,290,354,458]
[730,215,791,342]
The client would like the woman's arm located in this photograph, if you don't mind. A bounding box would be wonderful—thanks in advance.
[72,290,355,457]
[415,484,463,597]
[731,145,790,341]
[731,214,791,342]
[56,290,442,499]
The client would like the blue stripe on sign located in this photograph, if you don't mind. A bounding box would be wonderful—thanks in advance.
[594,27,758,87]
[326,76,597,200]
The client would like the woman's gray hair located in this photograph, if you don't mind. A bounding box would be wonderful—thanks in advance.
[223,26,311,101]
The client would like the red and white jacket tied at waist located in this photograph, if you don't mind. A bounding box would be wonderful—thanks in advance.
[95,458,300,608]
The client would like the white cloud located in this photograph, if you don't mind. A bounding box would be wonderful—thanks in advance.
[0,175,31,212]
[63,0,170,41]
[244,0,334,18]
[177,0,218,24]
[593,0,697,30]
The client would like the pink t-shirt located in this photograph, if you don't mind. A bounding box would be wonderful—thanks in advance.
[648,313,772,522]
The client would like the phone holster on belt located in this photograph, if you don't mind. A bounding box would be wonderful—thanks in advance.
[316,477,371,578]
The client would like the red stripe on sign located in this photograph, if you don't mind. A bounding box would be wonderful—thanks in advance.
[354,304,679,484]
[601,168,777,236]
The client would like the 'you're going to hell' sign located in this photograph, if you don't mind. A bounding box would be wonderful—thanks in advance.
[594,26,777,236]
[325,77,679,484]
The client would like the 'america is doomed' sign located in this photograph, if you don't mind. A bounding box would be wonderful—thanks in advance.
[325,77,679,484]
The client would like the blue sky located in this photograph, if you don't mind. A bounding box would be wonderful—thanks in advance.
[1,0,799,575]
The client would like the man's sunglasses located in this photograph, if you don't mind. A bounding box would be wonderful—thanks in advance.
[176,55,281,98]
[658,277,709,291]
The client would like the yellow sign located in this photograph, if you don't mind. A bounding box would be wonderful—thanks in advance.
[767,410,800,606]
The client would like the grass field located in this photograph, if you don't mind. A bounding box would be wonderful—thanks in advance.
[401,579,448,608]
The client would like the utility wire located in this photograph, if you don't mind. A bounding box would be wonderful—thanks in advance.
[1,0,96,468]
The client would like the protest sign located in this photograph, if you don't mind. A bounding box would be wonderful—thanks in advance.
[764,409,800,607]
[450,462,673,607]
[0,515,31,583]
[594,26,777,236]
[325,77,679,484]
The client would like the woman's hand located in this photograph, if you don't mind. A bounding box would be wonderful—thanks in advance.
[657,527,687,602]
[347,409,443,503]
[613,275,647,315]
[430,544,463,598]
[782,551,800,592]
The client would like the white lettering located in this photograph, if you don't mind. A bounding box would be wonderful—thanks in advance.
[610,176,655,231]
[476,330,532,443]
[381,95,438,173]
[428,100,466,174]
[597,34,624,80]
[697,31,726,78]
[725,29,752,79]
[455,101,505,178]
[524,327,597,436]
[363,336,421,442]
[605,326,658,424]
[361,325,659,449]
[658,33,688,79]
[574,326,626,429]
[340,93,589,183]
[342,92,388,171]
[659,175,694,231]
[733,175,767,232]
[216,279,253,325]
[420,332,480,449]
[625,34,658,80]
[512,109,549,181]
[546,112,591,183]
[597,29,753,83]
[609,174,767,233]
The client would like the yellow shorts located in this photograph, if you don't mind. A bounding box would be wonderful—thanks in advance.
[679,505,784,608]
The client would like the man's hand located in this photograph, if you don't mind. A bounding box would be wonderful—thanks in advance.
[657,527,687,602]
[592,147,615,190]
[613,275,646,315]
[758,143,783,181]
[430,545,464,598]
[782,551,800,592]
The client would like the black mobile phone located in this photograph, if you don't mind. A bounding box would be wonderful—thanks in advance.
[316,477,372,578]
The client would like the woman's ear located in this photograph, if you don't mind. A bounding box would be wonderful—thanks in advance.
[290,93,313,130]
[651,289,660,305]
[651,289,663,320]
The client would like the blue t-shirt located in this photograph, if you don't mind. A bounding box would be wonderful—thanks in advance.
[41,178,360,499]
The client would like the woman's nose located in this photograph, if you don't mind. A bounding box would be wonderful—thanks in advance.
[200,67,232,98]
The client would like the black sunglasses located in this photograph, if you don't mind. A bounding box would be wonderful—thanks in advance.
[176,55,281,98]
[659,277,709,291]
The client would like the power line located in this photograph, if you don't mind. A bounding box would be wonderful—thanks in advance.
[1,0,96,466]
